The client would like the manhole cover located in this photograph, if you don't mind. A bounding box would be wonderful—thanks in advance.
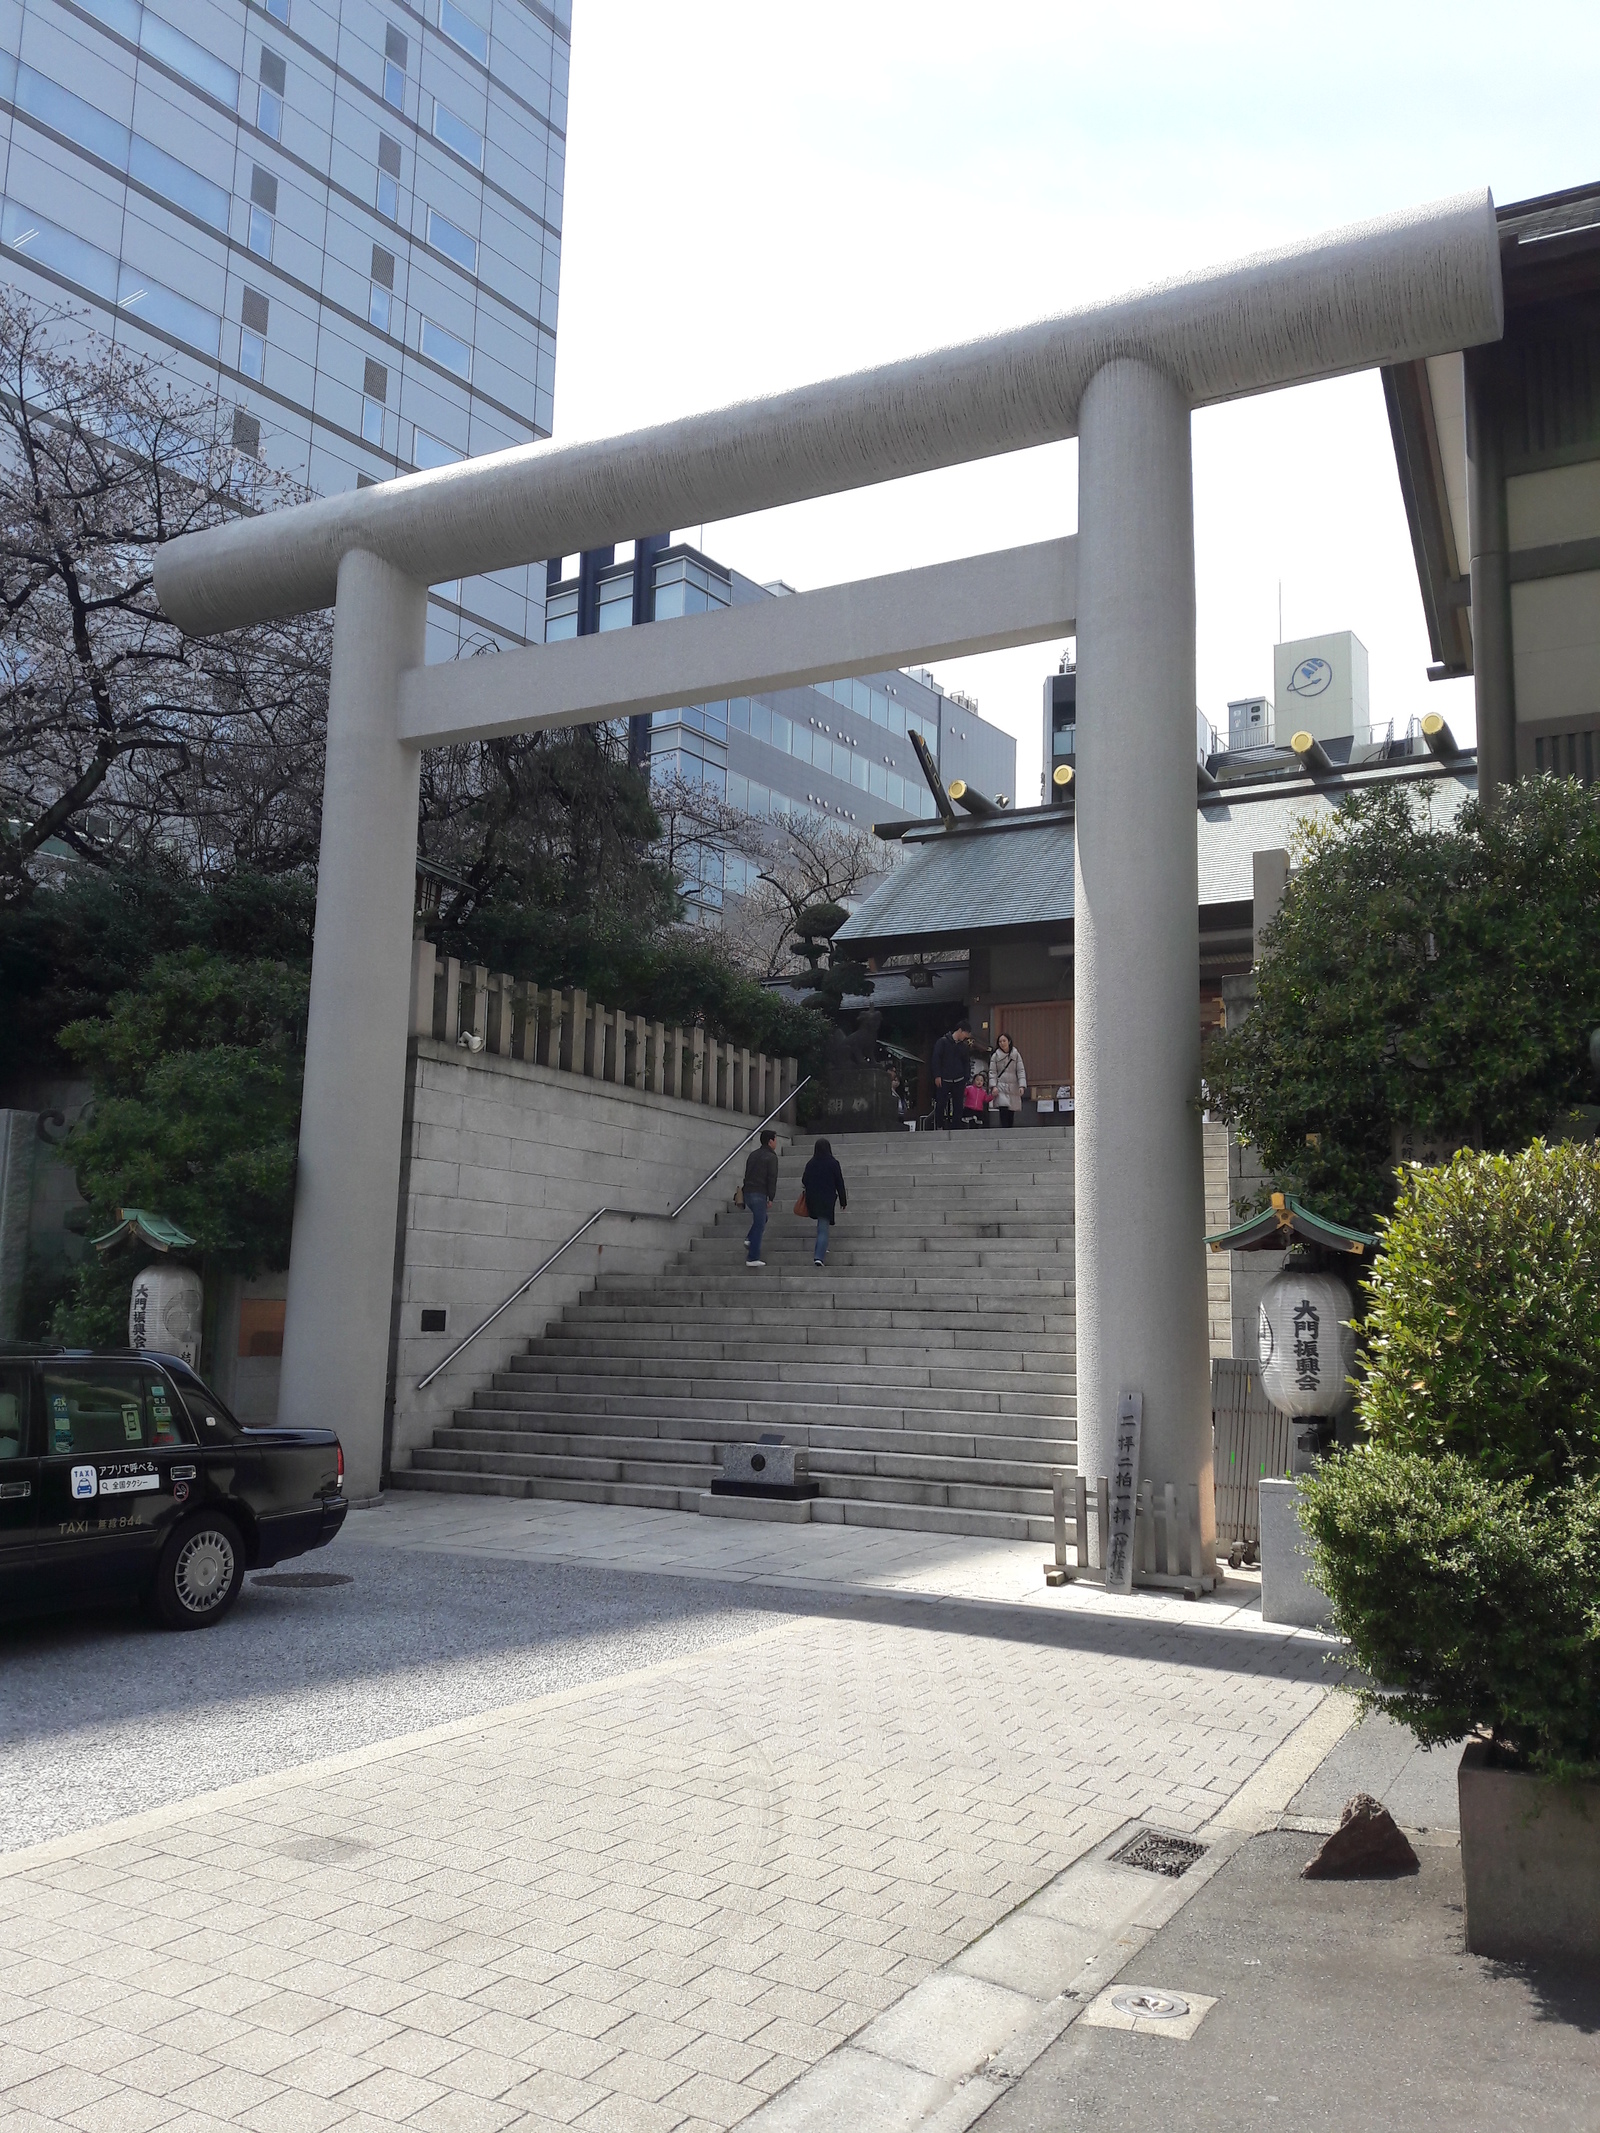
[253,1572,353,1589]
[1111,1990,1191,2021]
[276,1835,370,1864]
[1109,1830,1208,1878]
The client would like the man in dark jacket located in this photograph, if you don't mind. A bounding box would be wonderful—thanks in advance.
[741,1129,779,1266]
[931,1023,973,1132]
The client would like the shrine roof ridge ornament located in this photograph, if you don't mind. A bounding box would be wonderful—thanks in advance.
[155,188,1503,638]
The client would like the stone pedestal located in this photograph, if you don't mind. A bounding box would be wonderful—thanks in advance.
[1459,1743,1600,1962]
[1258,1477,1334,1628]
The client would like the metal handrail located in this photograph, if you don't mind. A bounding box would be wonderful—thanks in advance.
[415,1077,810,1390]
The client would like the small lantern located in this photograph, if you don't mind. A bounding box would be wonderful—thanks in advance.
[1257,1267,1356,1419]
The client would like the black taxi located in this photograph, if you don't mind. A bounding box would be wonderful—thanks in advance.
[0,1347,346,1629]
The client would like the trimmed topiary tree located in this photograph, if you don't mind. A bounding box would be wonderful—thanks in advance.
[1356,1138,1600,1487]
[1300,1140,1600,1778]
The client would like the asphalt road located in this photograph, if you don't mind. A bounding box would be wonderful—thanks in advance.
[979,1829,1600,2133]
[0,1544,772,1852]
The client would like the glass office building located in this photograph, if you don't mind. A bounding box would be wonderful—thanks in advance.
[0,0,566,660]
[547,539,1020,915]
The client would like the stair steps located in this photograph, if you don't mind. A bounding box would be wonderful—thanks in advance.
[392,1128,1078,1541]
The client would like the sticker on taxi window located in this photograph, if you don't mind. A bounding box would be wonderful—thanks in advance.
[51,1392,71,1452]
[122,1402,142,1443]
[150,1382,172,1421]
[99,1472,160,1497]
[71,1465,98,1499]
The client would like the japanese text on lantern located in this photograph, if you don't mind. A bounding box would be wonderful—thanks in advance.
[1292,1297,1321,1394]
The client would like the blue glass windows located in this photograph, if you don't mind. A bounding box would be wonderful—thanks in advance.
[369,244,395,331]
[439,0,489,65]
[2,197,117,300]
[361,357,388,447]
[426,208,478,274]
[431,99,484,170]
[376,133,401,221]
[239,287,268,380]
[247,168,276,258]
[383,27,407,109]
[117,263,220,355]
[256,50,285,139]
[420,316,471,379]
[596,568,633,630]
[652,554,730,619]
[129,137,229,229]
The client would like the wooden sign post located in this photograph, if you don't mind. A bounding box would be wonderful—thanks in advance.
[1104,1392,1143,1594]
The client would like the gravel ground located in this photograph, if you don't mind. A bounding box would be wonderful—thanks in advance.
[0,1546,774,1853]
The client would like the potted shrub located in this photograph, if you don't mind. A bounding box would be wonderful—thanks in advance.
[1298,1140,1600,1963]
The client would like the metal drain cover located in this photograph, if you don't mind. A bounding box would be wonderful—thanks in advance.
[254,1572,353,1588]
[1112,1989,1190,2021]
[1110,1830,1208,1877]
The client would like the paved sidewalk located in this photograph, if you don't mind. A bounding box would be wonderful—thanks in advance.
[0,1492,1348,2133]
[342,1493,1283,1635]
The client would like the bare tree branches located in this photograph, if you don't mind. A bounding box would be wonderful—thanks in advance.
[0,293,329,900]
[654,787,893,978]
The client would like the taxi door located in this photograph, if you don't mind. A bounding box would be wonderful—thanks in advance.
[34,1361,198,1600]
[0,1361,39,1603]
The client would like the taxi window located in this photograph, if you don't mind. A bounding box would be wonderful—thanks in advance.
[0,1366,28,1459]
[40,1366,192,1455]
[162,1361,242,1439]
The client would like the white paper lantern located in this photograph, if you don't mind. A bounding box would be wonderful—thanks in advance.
[128,1262,203,1367]
[1257,1268,1356,1418]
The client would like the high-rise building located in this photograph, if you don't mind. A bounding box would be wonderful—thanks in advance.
[0,0,567,659]
[1042,656,1075,794]
[1042,654,1217,795]
[547,538,1020,916]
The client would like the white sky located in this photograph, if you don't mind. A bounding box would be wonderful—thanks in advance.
[553,2,1599,801]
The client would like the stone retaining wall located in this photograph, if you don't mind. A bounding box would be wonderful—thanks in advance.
[386,1039,796,1475]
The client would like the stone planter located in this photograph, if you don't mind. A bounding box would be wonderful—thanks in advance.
[1458,1741,1600,1962]
[1257,1477,1334,1629]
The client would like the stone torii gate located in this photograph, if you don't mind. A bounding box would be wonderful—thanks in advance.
[155,191,1502,1507]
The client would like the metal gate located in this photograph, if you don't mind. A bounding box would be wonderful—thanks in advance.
[1212,1358,1294,1547]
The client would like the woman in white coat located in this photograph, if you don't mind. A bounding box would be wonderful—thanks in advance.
[989,1032,1026,1126]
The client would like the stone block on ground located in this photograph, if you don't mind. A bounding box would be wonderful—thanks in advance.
[1302,1792,1420,1879]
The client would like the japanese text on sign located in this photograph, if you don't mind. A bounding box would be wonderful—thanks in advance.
[1104,1391,1142,1593]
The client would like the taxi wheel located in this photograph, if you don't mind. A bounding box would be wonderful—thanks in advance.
[152,1513,245,1630]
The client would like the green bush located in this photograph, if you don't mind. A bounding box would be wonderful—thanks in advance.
[1202,777,1600,1232]
[49,948,308,1345]
[1303,1139,1600,1777]
[1359,1140,1600,1488]
[1299,1450,1600,1779]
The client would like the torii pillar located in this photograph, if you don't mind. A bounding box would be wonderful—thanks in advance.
[1074,359,1211,1532]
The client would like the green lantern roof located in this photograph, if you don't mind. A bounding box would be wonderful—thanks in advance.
[1206,1193,1377,1256]
[92,1208,198,1256]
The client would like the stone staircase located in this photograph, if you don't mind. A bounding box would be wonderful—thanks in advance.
[393,1129,1077,1541]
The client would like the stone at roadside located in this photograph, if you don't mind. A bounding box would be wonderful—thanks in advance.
[1302,1792,1420,1879]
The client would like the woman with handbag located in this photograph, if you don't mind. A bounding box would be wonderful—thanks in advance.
[989,1032,1026,1127]
[798,1138,847,1266]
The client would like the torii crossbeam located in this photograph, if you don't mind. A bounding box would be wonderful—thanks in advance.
[155,190,1503,1507]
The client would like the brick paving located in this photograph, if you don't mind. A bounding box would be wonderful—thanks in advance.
[1,1604,1329,2132]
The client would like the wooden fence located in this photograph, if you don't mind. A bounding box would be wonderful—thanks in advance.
[409,938,798,1118]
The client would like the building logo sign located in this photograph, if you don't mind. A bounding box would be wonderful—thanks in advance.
[1287,656,1333,697]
